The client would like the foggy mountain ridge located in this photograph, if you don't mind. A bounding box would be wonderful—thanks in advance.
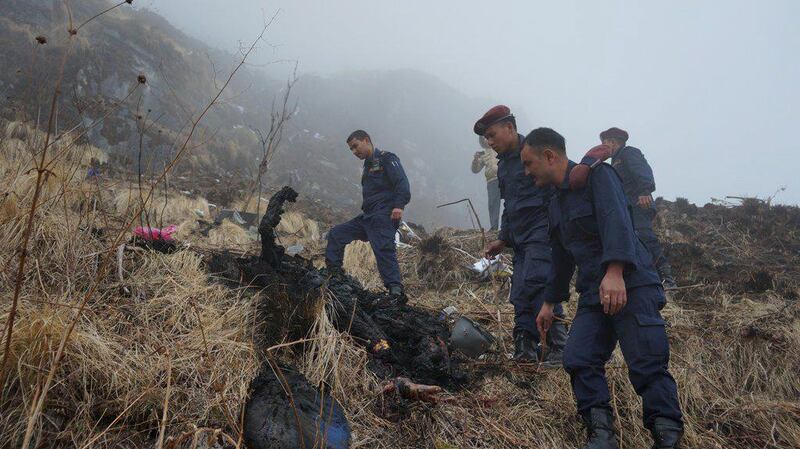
[0,0,501,228]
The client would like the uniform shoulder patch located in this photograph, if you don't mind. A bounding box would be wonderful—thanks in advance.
[379,151,400,167]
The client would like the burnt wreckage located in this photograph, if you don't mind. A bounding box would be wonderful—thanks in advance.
[207,187,468,449]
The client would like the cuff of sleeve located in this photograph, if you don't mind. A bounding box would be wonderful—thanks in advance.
[544,287,570,304]
[579,156,598,167]
[600,253,637,271]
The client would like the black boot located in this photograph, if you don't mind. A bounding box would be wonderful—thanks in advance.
[387,284,407,305]
[512,330,538,362]
[649,417,683,449]
[581,408,618,449]
[541,321,568,368]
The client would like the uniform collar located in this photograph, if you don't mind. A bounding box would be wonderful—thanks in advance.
[559,160,577,190]
[366,147,381,163]
[498,134,525,160]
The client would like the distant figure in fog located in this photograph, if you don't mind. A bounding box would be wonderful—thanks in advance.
[471,135,501,231]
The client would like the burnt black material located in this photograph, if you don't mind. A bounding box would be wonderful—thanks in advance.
[244,363,350,449]
[259,186,299,266]
[130,237,177,253]
[206,186,466,388]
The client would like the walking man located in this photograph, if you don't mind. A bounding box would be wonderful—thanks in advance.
[474,105,567,364]
[522,127,683,449]
[471,136,502,230]
[325,130,410,299]
[577,128,676,288]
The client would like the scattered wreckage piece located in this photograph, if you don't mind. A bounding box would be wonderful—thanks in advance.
[381,377,444,404]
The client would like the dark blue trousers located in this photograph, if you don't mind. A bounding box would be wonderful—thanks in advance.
[510,242,564,338]
[325,211,402,288]
[563,285,682,426]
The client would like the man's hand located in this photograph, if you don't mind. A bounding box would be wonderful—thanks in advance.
[600,262,627,315]
[391,208,404,221]
[483,239,506,259]
[473,151,483,160]
[536,302,556,340]
[637,195,653,208]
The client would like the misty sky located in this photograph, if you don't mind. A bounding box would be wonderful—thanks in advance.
[142,0,799,206]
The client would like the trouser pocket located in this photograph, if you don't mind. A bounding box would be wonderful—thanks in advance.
[634,313,669,357]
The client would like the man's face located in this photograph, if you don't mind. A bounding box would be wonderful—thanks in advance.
[348,138,372,160]
[521,144,554,187]
[602,138,622,153]
[482,121,517,153]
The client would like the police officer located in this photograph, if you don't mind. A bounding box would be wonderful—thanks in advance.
[521,127,683,449]
[577,128,676,289]
[473,105,567,364]
[325,130,410,298]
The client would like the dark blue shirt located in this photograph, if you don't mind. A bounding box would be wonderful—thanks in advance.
[546,161,661,307]
[497,134,554,247]
[611,146,656,209]
[361,148,411,214]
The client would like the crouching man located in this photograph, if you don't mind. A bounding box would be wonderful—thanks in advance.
[325,130,410,299]
[521,128,683,449]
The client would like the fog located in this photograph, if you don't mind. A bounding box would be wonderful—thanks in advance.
[143,0,799,206]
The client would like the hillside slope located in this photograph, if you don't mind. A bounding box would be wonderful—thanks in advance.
[0,0,495,227]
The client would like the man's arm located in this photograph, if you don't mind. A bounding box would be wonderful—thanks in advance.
[545,228,575,304]
[497,180,509,243]
[624,148,656,197]
[537,227,575,337]
[484,174,508,257]
[591,164,639,314]
[384,153,411,211]
[591,165,638,269]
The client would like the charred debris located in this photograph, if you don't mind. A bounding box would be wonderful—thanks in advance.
[205,186,475,448]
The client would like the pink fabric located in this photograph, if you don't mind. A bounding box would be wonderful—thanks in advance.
[134,224,177,242]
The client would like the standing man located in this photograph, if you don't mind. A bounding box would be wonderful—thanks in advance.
[522,128,683,449]
[473,105,567,364]
[578,128,676,288]
[325,130,410,299]
[471,136,501,231]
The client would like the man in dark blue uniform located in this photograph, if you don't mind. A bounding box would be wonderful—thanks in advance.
[521,128,683,449]
[325,130,410,298]
[575,128,676,289]
[473,105,567,364]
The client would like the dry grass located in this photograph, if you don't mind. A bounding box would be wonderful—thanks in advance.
[277,211,321,241]
[0,123,260,449]
[207,219,255,250]
[113,188,210,228]
[343,240,382,290]
[2,118,799,448]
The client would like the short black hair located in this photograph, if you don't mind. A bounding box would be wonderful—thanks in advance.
[347,129,371,143]
[524,127,566,155]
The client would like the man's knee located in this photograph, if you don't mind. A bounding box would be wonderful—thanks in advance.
[327,224,344,242]
[563,343,594,374]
